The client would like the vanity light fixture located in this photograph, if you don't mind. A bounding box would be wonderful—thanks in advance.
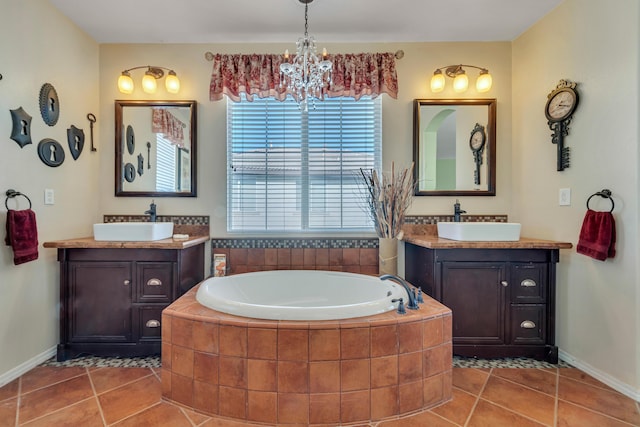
[430,65,492,93]
[279,0,332,111]
[117,66,180,94]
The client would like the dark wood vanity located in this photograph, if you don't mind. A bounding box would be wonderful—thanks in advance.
[403,229,572,363]
[44,236,207,361]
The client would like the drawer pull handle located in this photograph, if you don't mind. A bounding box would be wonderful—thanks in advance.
[123,280,130,286]
[521,279,537,287]
[147,278,162,286]
[146,319,161,328]
[500,281,508,287]
[520,320,536,329]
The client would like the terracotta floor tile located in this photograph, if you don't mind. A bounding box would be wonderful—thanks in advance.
[19,375,94,424]
[0,379,19,403]
[380,410,459,426]
[481,375,555,425]
[557,399,636,427]
[430,386,477,425]
[558,376,640,425]
[467,399,547,427]
[182,407,211,425]
[492,368,557,396]
[20,366,86,394]
[98,374,162,425]
[0,398,17,427]
[559,367,617,392]
[89,367,154,394]
[110,402,192,427]
[200,417,256,427]
[19,397,103,427]
[452,367,489,395]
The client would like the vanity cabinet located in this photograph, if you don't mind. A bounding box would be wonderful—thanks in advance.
[405,244,559,362]
[54,244,204,361]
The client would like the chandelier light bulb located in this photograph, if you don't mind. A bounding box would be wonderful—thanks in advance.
[453,71,469,93]
[118,71,134,94]
[430,70,445,93]
[142,72,157,94]
[165,71,180,94]
[476,70,493,92]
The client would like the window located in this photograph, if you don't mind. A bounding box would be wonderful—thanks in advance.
[156,134,177,192]
[227,95,382,232]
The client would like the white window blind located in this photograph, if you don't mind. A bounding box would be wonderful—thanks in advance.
[156,134,177,192]
[227,95,382,232]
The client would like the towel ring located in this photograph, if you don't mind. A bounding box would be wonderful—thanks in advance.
[586,189,614,213]
[5,189,32,210]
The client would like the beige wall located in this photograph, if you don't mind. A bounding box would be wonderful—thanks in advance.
[513,0,639,395]
[0,0,100,378]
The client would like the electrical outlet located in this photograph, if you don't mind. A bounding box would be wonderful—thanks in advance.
[559,188,571,206]
[44,189,55,205]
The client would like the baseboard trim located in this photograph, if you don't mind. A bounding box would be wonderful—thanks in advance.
[0,346,56,388]
[559,349,640,402]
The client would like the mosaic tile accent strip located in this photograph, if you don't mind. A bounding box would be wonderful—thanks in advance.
[406,214,508,224]
[104,215,209,226]
[40,355,568,369]
[211,237,379,249]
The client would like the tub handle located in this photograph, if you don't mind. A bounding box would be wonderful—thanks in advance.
[520,320,536,329]
[146,319,161,328]
[147,278,162,287]
[392,298,406,315]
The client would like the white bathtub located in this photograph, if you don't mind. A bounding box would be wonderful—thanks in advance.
[195,270,407,320]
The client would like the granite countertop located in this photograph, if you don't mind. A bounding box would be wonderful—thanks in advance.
[43,235,210,250]
[401,224,573,250]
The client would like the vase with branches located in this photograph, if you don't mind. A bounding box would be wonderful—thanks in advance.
[360,162,414,275]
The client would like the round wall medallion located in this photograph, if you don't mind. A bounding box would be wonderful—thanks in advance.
[124,163,136,182]
[39,83,60,126]
[37,138,65,167]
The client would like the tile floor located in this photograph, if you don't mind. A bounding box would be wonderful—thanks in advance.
[1,363,639,426]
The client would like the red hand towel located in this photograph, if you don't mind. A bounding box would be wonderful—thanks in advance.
[5,209,39,265]
[576,209,616,261]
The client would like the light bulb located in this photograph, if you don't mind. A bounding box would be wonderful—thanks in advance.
[117,72,134,94]
[165,71,180,94]
[430,70,445,93]
[453,71,468,93]
[476,71,493,92]
[142,72,157,94]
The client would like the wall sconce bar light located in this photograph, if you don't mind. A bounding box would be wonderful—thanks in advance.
[430,64,492,93]
[117,66,180,94]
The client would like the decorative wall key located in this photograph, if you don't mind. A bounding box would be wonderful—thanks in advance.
[86,113,97,151]
[545,80,579,171]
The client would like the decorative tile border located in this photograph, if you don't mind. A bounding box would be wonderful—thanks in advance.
[405,214,508,224]
[103,215,210,226]
[211,237,379,249]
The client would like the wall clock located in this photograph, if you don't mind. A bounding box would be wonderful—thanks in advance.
[469,123,486,185]
[545,79,579,171]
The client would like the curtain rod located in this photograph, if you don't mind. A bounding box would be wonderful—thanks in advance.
[204,49,405,61]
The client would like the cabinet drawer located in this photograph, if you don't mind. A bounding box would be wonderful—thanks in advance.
[137,306,165,341]
[510,305,546,345]
[509,263,547,303]
[136,262,174,303]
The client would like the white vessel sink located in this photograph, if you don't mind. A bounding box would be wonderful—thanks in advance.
[437,222,521,241]
[93,222,174,241]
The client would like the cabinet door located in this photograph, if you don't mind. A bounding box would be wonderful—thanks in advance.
[136,262,174,303]
[441,262,506,345]
[69,262,132,342]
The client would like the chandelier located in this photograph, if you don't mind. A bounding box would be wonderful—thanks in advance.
[280,0,332,111]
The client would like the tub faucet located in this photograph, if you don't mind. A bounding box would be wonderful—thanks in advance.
[453,199,466,222]
[380,274,420,311]
[145,201,157,222]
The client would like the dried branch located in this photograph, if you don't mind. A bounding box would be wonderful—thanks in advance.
[359,162,415,238]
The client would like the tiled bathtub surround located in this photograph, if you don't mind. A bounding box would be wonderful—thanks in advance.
[211,238,380,276]
[161,286,453,425]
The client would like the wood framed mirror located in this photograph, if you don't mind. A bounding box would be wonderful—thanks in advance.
[115,100,197,197]
[413,98,496,196]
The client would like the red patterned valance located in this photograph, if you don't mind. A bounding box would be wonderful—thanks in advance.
[209,52,398,102]
[152,108,185,147]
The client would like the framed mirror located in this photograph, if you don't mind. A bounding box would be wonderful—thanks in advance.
[413,98,496,196]
[115,100,197,197]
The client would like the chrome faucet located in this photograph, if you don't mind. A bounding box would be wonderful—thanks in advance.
[145,200,157,222]
[453,199,466,222]
[380,274,420,311]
